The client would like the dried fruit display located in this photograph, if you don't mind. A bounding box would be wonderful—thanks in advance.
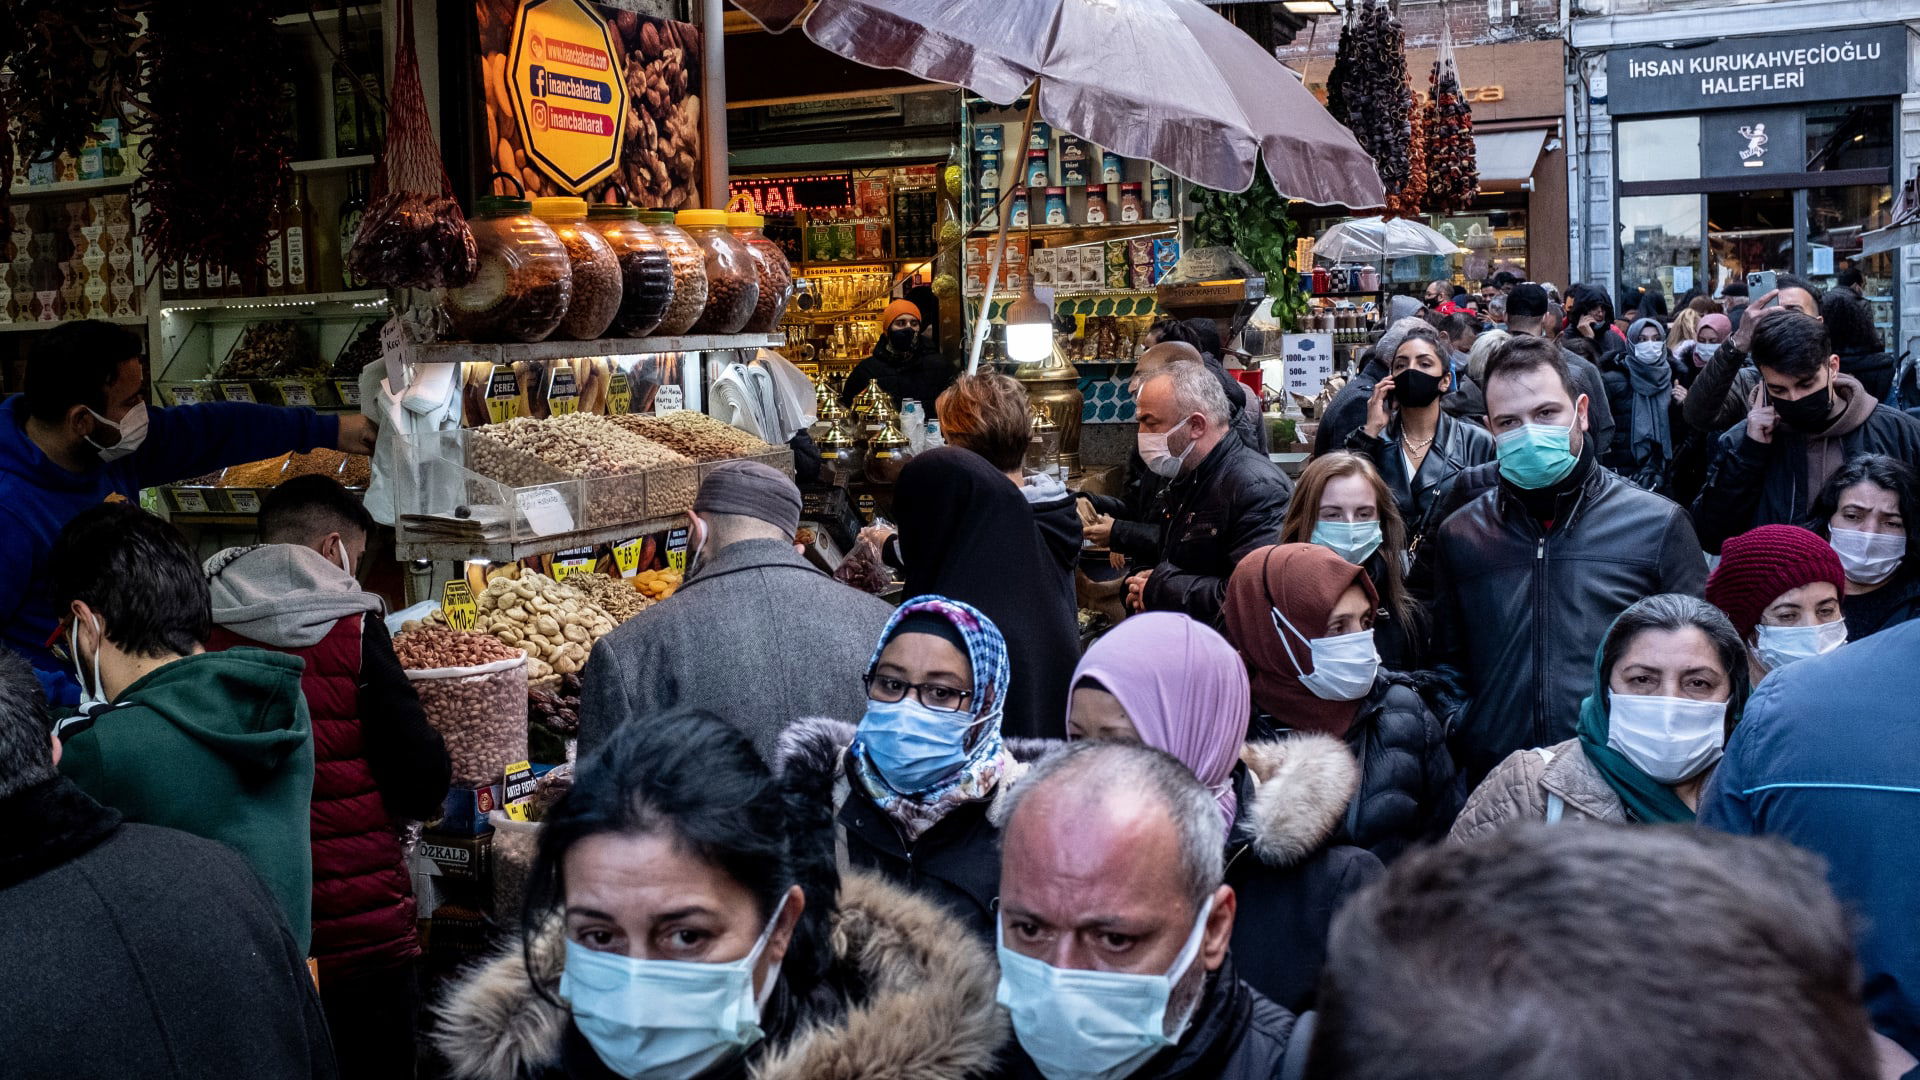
[217,320,317,378]
[332,322,384,378]
[1386,93,1430,220]
[1426,32,1479,214]
[1327,0,1411,197]
[0,0,142,234]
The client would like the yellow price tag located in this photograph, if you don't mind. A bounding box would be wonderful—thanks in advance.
[607,370,632,415]
[551,557,593,582]
[666,547,687,572]
[504,802,532,822]
[442,580,477,631]
[613,538,642,577]
[665,526,690,572]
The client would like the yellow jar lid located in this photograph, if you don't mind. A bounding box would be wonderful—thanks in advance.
[530,196,589,220]
[675,208,728,228]
[726,210,765,228]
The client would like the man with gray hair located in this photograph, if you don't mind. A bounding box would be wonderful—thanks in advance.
[0,648,338,1076]
[1126,361,1292,625]
[992,740,1300,1080]
[579,459,893,759]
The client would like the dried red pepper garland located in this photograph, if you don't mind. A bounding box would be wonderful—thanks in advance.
[1387,92,1430,220]
[1327,0,1412,197]
[134,0,294,285]
[1426,41,1479,213]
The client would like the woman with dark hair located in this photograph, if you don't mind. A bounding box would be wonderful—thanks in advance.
[1451,593,1751,837]
[778,596,1044,945]
[1564,283,1628,362]
[432,711,1005,1080]
[1064,612,1382,1012]
[1821,288,1895,402]
[1343,326,1494,543]
[1278,452,1426,669]
[1222,544,1458,862]
[1809,454,1920,639]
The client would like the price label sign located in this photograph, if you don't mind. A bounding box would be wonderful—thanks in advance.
[551,546,595,581]
[442,579,478,631]
[219,382,257,404]
[653,384,684,414]
[1280,334,1336,397]
[228,489,262,515]
[380,316,414,390]
[665,526,690,572]
[515,486,576,536]
[172,489,209,513]
[278,380,315,407]
[612,537,642,577]
[606,370,632,415]
[547,366,580,416]
[334,379,362,407]
[165,383,201,406]
[486,365,521,425]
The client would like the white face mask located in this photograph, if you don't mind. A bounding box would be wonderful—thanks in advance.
[1751,619,1847,672]
[333,540,355,576]
[1829,526,1906,586]
[68,614,110,711]
[85,402,149,462]
[1271,607,1379,702]
[1605,692,1728,784]
[1138,415,1199,480]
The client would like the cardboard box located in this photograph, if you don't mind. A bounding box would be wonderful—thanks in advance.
[433,783,503,836]
[1030,247,1056,286]
[418,831,492,885]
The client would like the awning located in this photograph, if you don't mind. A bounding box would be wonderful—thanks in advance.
[1476,129,1547,186]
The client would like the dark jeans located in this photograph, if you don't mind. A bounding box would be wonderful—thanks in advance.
[320,960,422,1079]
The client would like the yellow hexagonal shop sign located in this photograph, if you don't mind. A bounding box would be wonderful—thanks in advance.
[508,0,628,193]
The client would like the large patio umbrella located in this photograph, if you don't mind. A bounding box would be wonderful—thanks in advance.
[731,0,1386,208]
[1313,216,1464,262]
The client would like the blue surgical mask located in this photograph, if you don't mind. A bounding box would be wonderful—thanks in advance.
[996,896,1215,1080]
[1312,520,1383,565]
[560,894,788,1080]
[854,698,981,794]
[1495,422,1579,490]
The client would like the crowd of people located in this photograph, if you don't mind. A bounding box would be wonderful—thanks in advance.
[4,269,1920,1080]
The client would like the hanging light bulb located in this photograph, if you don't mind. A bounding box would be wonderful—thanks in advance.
[1003,283,1053,364]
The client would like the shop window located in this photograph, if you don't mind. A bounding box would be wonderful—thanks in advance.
[1426,208,1527,286]
[1808,184,1897,338]
[1618,117,1701,183]
[1707,189,1793,297]
[1619,194,1702,302]
[1804,104,1895,172]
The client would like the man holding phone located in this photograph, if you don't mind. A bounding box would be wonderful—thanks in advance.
[1682,274,1823,437]
[1691,310,1920,551]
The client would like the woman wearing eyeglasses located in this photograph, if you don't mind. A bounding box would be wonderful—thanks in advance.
[779,595,1045,945]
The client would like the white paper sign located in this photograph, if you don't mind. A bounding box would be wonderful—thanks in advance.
[1281,334,1336,397]
[380,316,413,392]
[1671,265,1695,294]
[229,490,262,514]
[653,385,684,414]
[515,487,575,537]
[335,379,362,407]
[1809,245,1835,276]
[167,384,201,406]
[219,382,256,404]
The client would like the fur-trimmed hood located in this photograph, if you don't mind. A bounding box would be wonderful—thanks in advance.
[1236,734,1362,868]
[777,717,1056,830]
[432,870,1008,1080]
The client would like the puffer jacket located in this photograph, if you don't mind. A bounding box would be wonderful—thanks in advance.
[1692,376,1920,552]
[1841,345,1897,404]
[1141,435,1294,626]
[1344,409,1495,546]
[433,871,1007,1080]
[777,718,1050,946]
[1447,738,1627,843]
[1431,462,1708,784]
[1230,736,1383,1012]
[1337,675,1461,862]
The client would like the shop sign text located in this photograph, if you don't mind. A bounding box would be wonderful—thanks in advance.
[509,0,629,192]
[1607,26,1905,115]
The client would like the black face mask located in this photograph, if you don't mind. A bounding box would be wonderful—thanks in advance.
[886,328,918,354]
[1772,382,1835,433]
[1393,367,1445,408]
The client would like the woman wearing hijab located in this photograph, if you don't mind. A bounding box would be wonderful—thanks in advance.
[1620,316,1678,491]
[1222,544,1458,862]
[1451,594,1750,838]
[1064,612,1382,1012]
[778,596,1043,945]
[867,446,1079,738]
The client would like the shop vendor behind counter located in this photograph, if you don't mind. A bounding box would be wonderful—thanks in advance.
[0,319,376,706]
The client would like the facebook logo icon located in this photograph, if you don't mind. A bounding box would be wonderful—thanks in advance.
[529,65,547,97]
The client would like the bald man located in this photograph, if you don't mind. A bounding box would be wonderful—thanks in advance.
[992,740,1300,1079]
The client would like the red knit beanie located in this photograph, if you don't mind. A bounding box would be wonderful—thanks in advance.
[1705,525,1848,642]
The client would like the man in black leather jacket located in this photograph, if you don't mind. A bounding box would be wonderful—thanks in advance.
[1430,336,1707,784]
[1126,362,1293,626]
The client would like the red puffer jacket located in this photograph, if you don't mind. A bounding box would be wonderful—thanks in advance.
[209,615,418,974]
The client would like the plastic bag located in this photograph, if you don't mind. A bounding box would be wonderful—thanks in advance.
[487,810,540,923]
[1160,245,1255,286]
[833,535,892,594]
[406,654,528,786]
[347,0,477,288]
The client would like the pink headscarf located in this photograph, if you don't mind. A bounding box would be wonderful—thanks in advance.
[1700,313,1732,340]
[1068,613,1249,834]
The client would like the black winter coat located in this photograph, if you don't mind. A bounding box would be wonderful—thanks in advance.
[840,342,955,418]
[0,778,337,1079]
[1142,436,1294,626]
[1432,456,1708,783]
[1084,452,1171,565]
[1228,738,1384,1012]
[1344,409,1495,545]
[1691,398,1920,553]
[1842,567,1920,642]
[1313,353,1390,457]
[1337,676,1461,862]
[994,955,1297,1080]
[1841,345,1897,404]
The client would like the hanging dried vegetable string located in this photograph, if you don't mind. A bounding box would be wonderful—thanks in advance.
[1325,0,1412,199]
[1387,89,1430,220]
[1426,18,1479,213]
[0,0,143,235]
[346,0,476,290]
[134,0,293,283]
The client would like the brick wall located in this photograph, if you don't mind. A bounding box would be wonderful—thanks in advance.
[1275,0,1562,63]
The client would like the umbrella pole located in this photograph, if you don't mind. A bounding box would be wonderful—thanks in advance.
[968,84,1041,375]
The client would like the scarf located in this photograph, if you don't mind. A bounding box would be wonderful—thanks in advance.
[849,595,1012,839]
[1221,544,1377,737]
[1069,613,1248,834]
[1626,340,1674,480]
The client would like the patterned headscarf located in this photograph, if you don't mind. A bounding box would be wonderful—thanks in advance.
[849,595,1012,839]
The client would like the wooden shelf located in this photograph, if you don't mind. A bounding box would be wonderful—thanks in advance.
[395,511,691,563]
[158,289,389,319]
[407,333,785,365]
[6,174,136,199]
[0,314,146,334]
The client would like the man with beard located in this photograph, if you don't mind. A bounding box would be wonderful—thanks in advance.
[0,320,374,707]
[840,298,956,418]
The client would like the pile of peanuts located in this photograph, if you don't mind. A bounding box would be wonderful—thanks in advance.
[611,412,773,462]
[394,626,529,787]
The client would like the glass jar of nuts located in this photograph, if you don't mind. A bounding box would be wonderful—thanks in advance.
[641,209,709,337]
[531,197,623,340]
[589,201,675,338]
[443,193,573,344]
[726,202,793,333]
[675,208,760,336]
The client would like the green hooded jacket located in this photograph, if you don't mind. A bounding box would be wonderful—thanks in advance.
[58,648,315,954]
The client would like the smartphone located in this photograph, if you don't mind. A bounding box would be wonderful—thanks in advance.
[1747,270,1777,303]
